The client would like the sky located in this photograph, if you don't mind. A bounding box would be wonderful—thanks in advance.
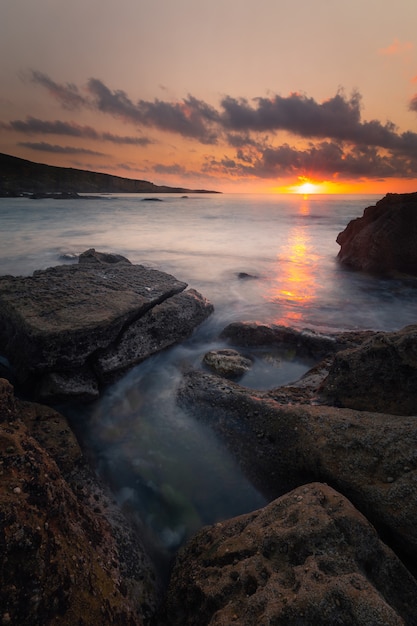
[2,0,417,194]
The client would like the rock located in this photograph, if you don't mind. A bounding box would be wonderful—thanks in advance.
[0,250,213,402]
[320,324,417,415]
[177,368,417,569]
[236,272,258,280]
[337,192,417,275]
[202,349,253,379]
[0,378,158,625]
[96,289,213,383]
[161,483,417,625]
[221,321,372,360]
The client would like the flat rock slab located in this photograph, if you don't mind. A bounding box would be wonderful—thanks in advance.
[0,250,213,401]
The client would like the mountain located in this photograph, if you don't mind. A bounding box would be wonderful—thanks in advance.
[0,153,219,196]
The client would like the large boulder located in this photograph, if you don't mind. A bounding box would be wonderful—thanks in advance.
[161,483,417,625]
[0,249,213,402]
[0,378,158,625]
[320,324,417,415]
[336,192,417,275]
[178,368,417,568]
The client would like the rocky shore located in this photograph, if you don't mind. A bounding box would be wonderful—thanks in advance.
[2,193,417,624]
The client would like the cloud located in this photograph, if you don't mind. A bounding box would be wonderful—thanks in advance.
[409,94,417,113]
[378,38,413,56]
[30,70,88,110]
[204,140,417,181]
[18,141,105,156]
[87,78,219,144]
[7,116,152,146]
[22,70,417,181]
[153,163,186,175]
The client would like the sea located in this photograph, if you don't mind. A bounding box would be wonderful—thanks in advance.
[1,192,417,573]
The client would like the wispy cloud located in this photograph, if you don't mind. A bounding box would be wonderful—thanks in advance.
[7,116,152,146]
[378,38,413,56]
[87,79,219,144]
[18,141,105,156]
[30,70,89,110]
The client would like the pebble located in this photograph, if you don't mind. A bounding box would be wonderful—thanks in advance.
[13,487,21,494]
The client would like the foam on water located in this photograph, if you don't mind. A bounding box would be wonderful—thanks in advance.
[2,192,417,571]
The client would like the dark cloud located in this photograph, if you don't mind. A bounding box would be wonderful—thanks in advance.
[22,70,417,180]
[30,70,88,110]
[204,140,417,180]
[220,90,417,155]
[87,79,219,144]
[409,93,417,112]
[7,116,152,146]
[18,141,105,156]
[153,163,186,175]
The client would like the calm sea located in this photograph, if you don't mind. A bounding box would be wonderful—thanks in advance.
[1,193,416,569]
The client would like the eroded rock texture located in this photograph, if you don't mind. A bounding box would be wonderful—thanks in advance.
[162,483,417,625]
[0,378,157,625]
[0,249,213,402]
[337,192,417,275]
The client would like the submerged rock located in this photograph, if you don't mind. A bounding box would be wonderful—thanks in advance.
[0,249,213,402]
[162,483,417,625]
[337,192,417,275]
[203,348,253,379]
[0,378,158,625]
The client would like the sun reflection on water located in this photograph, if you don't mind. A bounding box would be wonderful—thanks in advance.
[267,199,320,325]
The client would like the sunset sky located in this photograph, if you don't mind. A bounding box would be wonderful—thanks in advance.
[2,0,417,193]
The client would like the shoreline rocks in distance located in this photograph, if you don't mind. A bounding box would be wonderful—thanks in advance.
[0,249,214,403]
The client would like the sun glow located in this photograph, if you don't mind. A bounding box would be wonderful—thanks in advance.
[296,181,319,195]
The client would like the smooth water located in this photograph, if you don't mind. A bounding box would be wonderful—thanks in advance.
[2,193,417,567]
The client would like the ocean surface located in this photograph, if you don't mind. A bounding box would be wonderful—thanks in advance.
[2,192,417,571]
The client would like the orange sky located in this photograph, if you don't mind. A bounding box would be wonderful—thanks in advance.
[1,0,417,194]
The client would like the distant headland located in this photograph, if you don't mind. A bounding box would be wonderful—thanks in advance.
[0,153,220,196]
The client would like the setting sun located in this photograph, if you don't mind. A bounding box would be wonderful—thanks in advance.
[296,181,319,195]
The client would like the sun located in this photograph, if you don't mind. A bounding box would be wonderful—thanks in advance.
[296,181,318,195]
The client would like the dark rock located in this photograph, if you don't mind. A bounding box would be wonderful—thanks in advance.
[161,482,417,625]
[236,272,258,280]
[221,321,372,360]
[202,349,253,379]
[320,324,417,415]
[0,378,157,625]
[178,368,417,567]
[337,192,417,275]
[0,250,213,402]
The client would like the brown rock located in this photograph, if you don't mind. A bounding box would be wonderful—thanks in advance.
[337,192,417,275]
[0,378,157,625]
[320,324,417,415]
[203,348,253,379]
[221,321,372,360]
[0,250,213,402]
[178,369,417,567]
[161,483,417,625]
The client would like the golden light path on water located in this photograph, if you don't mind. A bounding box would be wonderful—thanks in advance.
[267,197,321,326]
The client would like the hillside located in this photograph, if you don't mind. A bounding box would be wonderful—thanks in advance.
[0,153,219,196]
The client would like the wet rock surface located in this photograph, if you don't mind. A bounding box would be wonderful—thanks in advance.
[321,324,417,415]
[0,378,158,625]
[172,321,417,623]
[203,348,253,379]
[0,249,213,402]
[161,483,417,625]
[337,192,417,275]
